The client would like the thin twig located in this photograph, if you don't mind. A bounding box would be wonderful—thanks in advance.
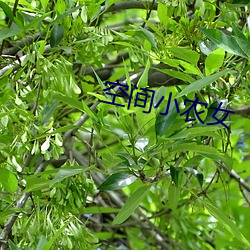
[0,0,20,55]
[218,162,250,193]
[141,0,156,28]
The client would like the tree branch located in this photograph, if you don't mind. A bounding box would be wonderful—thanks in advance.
[2,32,46,56]
[219,162,250,193]
[0,161,49,241]
[102,2,158,13]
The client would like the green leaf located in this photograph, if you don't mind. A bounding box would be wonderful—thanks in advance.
[185,167,204,187]
[168,182,180,210]
[183,155,204,168]
[0,1,14,21]
[203,201,250,248]
[40,0,49,9]
[138,27,157,49]
[80,206,120,214]
[53,5,83,23]
[98,172,137,191]
[42,223,69,250]
[93,70,112,100]
[200,28,247,58]
[0,209,23,223]
[41,100,60,125]
[205,49,225,75]
[170,126,221,139]
[0,26,23,42]
[157,2,168,24]
[112,185,151,224]
[168,47,200,65]
[51,166,86,186]
[153,86,166,107]
[156,67,195,83]
[155,99,179,137]
[176,69,231,98]
[170,166,181,186]
[9,241,21,250]
[232,0,250,4]
[0,168,18,194]
[53,92,85,112]
[50,24,64,47]
[137,59,151,88]
[24,177,51,192]
[234,36,250,58]
[171,143,231,166]
[36,236,48,250]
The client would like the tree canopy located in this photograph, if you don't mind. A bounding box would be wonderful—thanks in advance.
[0,0,250,249]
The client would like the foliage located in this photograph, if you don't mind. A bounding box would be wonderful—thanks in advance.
[0,0,250,249]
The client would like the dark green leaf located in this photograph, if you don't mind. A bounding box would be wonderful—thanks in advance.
[170,166,181,186]
[0,2,14,21]
[232,0,250,4]
[98,172,137,191]
[50,24,64,47]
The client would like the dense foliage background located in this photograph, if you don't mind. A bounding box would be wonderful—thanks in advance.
[0,0,250,249]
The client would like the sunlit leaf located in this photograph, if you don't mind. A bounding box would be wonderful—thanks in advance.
[0,168,18,194]
[98,172,137,190]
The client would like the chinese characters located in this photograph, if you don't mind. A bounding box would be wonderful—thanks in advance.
[101,80,234,129]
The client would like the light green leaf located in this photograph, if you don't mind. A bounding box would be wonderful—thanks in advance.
[51,166,86,186]
[156,67,195,83]
[153,86,166,107]
[168,47,200,65]
[176,69,231,98]
[205,48,225,75]
[112,185,151,224]
[24,177,51,192]
[157,2,168,24]
[8,241,21,250]
[203,201,250,248]
[137,59,151,88]
[80,206,120,214]
[40,0,49,9]
[36,236,48,250]
[53,92,84,112]
[0,168,18,194]
[98,172,137,191]
[42,223,69,250]
[168,182,180,210]
[170,126,221,139]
